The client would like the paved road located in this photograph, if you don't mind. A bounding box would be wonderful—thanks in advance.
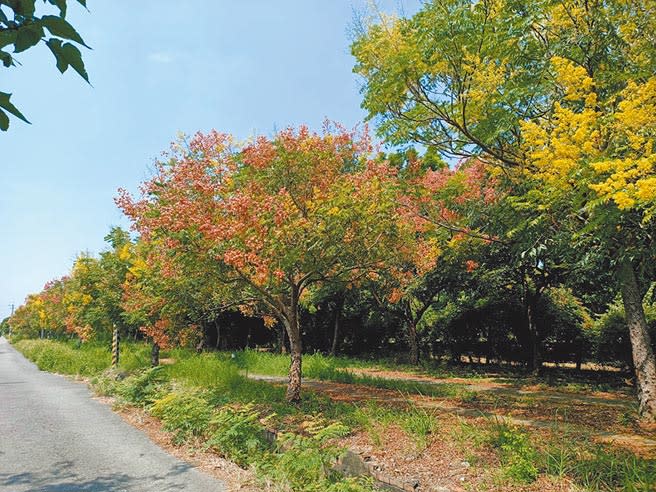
[0,337,225,492]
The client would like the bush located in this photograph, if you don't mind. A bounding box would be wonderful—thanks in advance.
[206,404,271,466]
[151,391,214,444]
[116,366,169,406]
[595,295,656,368]
[256,418,372,492]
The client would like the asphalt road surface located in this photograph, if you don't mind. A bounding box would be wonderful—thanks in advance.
[0,337,225,492]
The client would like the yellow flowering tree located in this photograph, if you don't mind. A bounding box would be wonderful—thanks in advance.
[521,56,656,421]
[353,0,656,420]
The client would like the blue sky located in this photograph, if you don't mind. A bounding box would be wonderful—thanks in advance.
[0,0,420,319]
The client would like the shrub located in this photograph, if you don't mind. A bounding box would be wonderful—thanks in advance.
[400,407,438,450]
[116,366,169,406]
[205,403,271,466]
[490,422,538,483]
[151,391,213,444]
[595,296,656,368]
[256,418,372,492]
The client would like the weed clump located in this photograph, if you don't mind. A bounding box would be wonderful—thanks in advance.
[257,418,373,492]
[151,391,213,444]
[401,407,439,450]
[490,421,539,483]
[206,404,271,466]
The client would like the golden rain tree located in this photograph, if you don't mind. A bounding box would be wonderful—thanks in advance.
[352,0,656,420]
[117,125,423,402]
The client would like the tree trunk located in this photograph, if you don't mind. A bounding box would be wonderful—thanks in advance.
[330,295,344,356]
[618,258,656,422]
[151,342,160,367]
[526,299,541,375]
[287,329,303,403]
[278,325,287,354]
[285,286,302,402]
[407,320,419,366]
[214,320,221,350]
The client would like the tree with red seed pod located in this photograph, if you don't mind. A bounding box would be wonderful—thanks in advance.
[117,124,418,402]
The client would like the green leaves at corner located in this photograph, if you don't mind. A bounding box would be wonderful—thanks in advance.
[46,38,89,82]
[0,91,30,131]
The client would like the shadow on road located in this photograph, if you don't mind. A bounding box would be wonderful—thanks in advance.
[0,460,195,491]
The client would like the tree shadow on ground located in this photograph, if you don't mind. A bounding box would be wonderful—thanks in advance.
[0,459,196,491]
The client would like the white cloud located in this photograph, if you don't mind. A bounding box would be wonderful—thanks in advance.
[148,51,175,64]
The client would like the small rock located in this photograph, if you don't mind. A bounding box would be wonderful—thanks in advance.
[402,482,418,492]
[359,445,373,455]
[459,476,466,482]
[460,460,470,468]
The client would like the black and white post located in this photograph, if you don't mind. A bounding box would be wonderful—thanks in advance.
[111,325,120,367]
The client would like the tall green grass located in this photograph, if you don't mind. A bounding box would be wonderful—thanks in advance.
[14,339,150,376]
[543,442,656,491]
[165,351,243,389]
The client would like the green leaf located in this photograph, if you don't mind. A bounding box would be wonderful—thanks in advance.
[14,23,43,53]
[46,39,89,82]
[61,41,88,81]
[0,50,13,67]
[0,91,30,123]
[0,108,9,131]
[0,30,17,49]
[41,15,89,48]
[46,38,67,73]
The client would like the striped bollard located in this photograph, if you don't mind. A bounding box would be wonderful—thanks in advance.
[112,327,120,367]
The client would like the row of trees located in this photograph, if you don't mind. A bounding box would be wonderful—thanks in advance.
[8,125,655,413]
[7,0,656,420]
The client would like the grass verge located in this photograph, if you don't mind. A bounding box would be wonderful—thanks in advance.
[13,339,655,492]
